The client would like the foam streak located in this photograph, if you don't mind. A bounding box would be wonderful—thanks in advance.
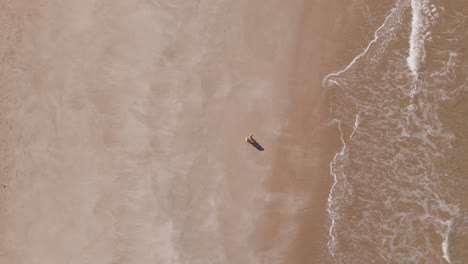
[407,0,429,76]
[327,119,347,255]
[322,6,398,87]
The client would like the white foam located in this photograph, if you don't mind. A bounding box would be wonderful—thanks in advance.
[327,119,348,255]
[322,5,400,87]
[407,0,425,75]
[441,220,453,264]
[407,0,438,76]
[349,113,361,139]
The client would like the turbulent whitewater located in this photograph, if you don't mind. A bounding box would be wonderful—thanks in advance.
[323,0,467,263]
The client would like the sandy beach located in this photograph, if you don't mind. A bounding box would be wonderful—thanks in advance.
[0,0,365,263]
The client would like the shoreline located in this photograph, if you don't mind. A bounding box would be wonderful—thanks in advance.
[249,0,379,262]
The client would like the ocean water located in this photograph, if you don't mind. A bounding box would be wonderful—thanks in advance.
[323,0,467,263]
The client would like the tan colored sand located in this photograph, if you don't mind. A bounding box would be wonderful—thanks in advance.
[0,0,368,263]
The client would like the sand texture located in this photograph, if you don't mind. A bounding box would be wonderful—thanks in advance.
[1,0,371,263]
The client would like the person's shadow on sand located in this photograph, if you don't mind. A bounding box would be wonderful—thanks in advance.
[245,134,264,151]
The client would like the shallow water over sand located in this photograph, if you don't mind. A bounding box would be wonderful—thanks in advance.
[324,0,467,262]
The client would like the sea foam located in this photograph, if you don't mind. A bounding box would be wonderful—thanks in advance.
[407,0,438,76]
[323,0,460,262]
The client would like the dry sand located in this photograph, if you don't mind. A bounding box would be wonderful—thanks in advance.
[0,0,367,263]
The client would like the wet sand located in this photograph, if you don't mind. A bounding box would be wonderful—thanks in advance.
[1,0,368,263]
[249,1,371,263]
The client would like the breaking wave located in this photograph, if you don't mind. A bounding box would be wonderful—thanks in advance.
[323,0,466,262]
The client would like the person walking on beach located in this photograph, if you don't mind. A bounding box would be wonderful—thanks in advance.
[245,134,255,144]
[245,134,264,151]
